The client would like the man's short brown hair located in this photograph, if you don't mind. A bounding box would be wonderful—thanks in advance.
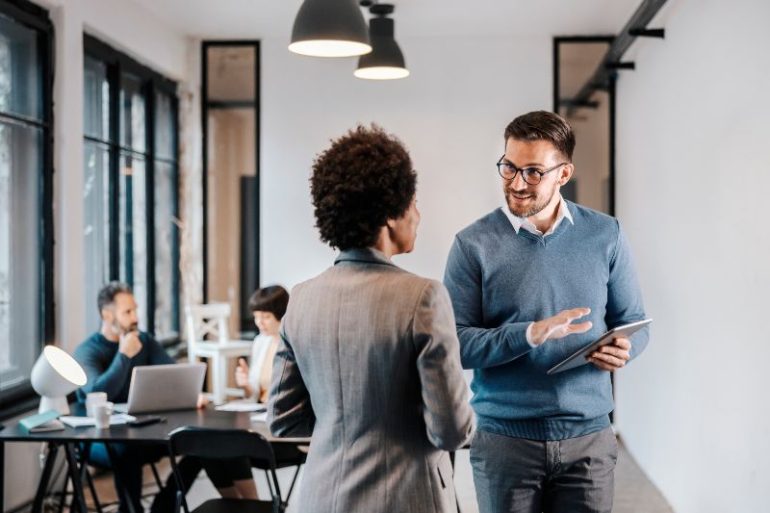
[504,111,576,161]
[97,281,132,315]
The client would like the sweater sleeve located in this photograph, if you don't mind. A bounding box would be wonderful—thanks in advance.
[75,344,132,402]
[606,222,650,360]
[444,236,534,369]
[143,333,175,365]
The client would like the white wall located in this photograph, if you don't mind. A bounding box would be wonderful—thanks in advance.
[260,35,551,287]
[2,1,190,509]
[613,0,770,511]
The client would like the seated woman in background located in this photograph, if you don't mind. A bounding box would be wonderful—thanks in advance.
[203,285,293,500]
[235,286,290,403]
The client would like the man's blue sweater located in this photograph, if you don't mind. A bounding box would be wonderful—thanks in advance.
[444,202,649,440]
[73,332,174,403]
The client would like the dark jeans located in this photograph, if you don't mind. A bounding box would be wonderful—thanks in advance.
[470,427,618,513]
[88,442,202,513]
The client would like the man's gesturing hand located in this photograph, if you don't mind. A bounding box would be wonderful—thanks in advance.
[588,336,631,371]
[529,308,592,346]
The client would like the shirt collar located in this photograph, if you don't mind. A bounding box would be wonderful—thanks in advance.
[334,247,396,267]
[501,194,574,236]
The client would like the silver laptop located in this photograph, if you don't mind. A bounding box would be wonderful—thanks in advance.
[121,363,207,414]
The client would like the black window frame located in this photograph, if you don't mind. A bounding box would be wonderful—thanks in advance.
[0,0,55,419]
[553,35,618,421]
[83,34,181,345]
[201,40,261,335]
[552,35,617,215]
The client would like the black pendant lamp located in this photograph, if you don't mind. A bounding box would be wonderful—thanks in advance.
[289,0,372,58]
[355,3,409,80]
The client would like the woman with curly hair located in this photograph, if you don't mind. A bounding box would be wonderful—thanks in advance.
[268,125,474,513]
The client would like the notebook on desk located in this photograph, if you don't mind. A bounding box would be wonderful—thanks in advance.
[18,410,65,433]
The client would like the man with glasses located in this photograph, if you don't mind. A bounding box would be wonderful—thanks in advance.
[444,111,649,513]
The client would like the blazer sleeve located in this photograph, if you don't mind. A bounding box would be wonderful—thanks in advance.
[413,280,476,451]
[267,326,316,437]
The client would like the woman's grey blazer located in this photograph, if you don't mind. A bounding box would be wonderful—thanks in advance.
[268,247,475,513]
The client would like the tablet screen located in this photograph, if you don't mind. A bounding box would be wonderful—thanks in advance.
[547,318,652,375]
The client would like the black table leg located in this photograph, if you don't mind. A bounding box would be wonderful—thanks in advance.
[32,442,60,513]
[58,471,71,513]
[80,442,104,513]
[64,443,89,513]
[105,442,137,513]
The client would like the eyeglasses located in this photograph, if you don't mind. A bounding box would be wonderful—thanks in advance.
[496,155,567,185]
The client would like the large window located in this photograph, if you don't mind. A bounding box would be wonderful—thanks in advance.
[83,35,179,341]
[0,0,54,410]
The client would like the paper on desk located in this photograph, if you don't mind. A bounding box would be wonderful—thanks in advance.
[215,400,266,413]
[250,411,268,423]
[60,414,136,428]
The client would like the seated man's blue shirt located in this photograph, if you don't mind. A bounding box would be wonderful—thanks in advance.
[73,331,174,403]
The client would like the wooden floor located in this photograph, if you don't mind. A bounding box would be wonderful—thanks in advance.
[55,438,673,513]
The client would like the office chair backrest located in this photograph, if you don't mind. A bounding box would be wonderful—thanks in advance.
[168,427,282,513]
[169,426,277,466]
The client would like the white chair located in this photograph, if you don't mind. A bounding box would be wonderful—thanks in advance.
[185,303,253,404]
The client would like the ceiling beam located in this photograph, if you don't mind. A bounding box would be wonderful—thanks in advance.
[565,0,668,117]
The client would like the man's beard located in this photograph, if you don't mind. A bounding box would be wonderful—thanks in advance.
[504,183,557,218]
[111,320,139,336]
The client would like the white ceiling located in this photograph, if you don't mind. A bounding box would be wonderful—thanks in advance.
[129,0,644,40]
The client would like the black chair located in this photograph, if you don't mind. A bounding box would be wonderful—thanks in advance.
[168,427,283,513]
[254,442,307,505]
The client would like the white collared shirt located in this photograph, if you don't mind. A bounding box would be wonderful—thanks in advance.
[500,194,574,237]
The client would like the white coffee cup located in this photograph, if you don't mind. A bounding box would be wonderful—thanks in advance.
[86,392,108,418]
[94,401,114,429]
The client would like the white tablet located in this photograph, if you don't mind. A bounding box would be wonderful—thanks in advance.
[547,318,652,375]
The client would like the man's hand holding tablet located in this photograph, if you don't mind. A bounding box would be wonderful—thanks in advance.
[588,336,631,371]
[547,319,653,375]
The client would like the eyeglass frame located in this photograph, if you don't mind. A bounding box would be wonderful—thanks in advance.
[496,155,568,185]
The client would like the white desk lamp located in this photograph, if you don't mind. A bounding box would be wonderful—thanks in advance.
[30,345,87,414]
